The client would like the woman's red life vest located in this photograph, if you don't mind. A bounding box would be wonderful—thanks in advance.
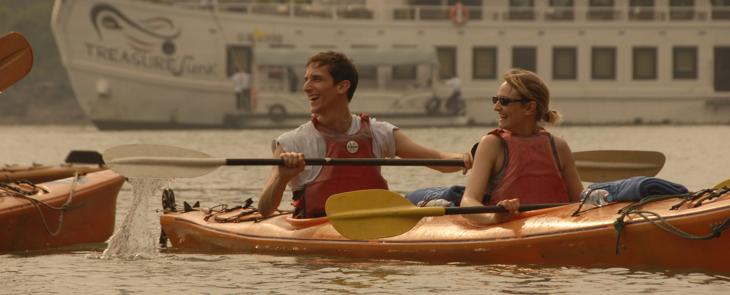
[294,114,389,218]
[487,128,569,205]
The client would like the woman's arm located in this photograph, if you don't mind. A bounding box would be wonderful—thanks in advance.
[460,135,516,225]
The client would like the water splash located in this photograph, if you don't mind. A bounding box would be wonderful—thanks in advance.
[101,177,169,259]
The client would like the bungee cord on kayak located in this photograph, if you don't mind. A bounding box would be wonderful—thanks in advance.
[0,174,80,237]
[611,187,730,254]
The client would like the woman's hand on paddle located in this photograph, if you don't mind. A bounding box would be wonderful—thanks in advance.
[496,199,520,216]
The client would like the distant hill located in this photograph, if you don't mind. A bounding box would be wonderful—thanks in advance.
[0,1,87,125]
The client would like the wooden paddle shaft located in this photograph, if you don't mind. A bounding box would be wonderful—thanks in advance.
[226,158,465,166]
[444,203,565,215]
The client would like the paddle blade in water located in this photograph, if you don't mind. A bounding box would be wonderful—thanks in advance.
[326,189,445,240]
[574,150,665,183]
[103,144,222,178]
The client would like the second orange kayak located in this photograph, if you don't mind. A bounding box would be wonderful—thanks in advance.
[0,170,125,252]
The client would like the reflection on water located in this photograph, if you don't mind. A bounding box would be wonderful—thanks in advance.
[1,125,730,293]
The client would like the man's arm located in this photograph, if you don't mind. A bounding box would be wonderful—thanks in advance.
[392,129,471,173]
[257,144,305,217]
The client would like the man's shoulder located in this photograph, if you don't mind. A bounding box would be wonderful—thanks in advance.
[278,121,316,141]
[366,117,397,134]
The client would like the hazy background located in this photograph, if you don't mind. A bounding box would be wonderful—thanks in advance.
[0,0,87,125]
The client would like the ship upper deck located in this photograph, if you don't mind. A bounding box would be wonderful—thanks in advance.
[153,0,729,26]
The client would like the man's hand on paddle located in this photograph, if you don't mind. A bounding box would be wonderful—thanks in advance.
[278,152,306,181]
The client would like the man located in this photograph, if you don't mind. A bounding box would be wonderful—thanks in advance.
[230,68,251,112]
[258,51,472,218]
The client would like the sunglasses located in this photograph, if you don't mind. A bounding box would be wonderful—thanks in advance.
[491,96,530,106]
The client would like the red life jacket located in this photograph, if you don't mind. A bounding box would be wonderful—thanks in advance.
[487,128,569,205]
[294,114,389,218]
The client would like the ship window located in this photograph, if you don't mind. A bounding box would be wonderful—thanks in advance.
[448,0,483,4]
[633,47,657,80]
[592,47,616,80]
[509,0,535,20]
[711,0,730,20]
[553,47,577,80]
[410,0,440,4]
[673,47,697,79]
[358,65,378,89]
[352,44,377,49]
[629,0,656,21]
[359,66,377,79]
[226,45,252,77]
[512,47,537,72]
[547,0,574,21]
[473,47,497,80]
[437,47,457,79]
[715,47,730,91]
[588,0,615,20]
[670,0,694,20]
[393,65,417,80]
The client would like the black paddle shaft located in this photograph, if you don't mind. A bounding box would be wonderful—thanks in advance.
[225,158,465,166]
[444,203,566,215]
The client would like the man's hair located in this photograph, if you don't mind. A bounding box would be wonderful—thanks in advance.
[307,51,358,101]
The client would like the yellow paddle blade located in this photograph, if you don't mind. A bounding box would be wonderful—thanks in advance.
[714,179,730,189]
[574,150,665,183]
[326,189,446,240]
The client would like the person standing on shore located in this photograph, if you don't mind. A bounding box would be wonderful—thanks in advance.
[230,67,251,112]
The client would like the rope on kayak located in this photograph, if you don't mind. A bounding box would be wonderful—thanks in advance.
[0,173,80,236]
[206,198,291,223]
[613,188,730,254]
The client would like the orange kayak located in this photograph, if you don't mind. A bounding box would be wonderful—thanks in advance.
[1,164,104,184]
[0,170,125,252]
[2,151,106,184]
[160,188,730,272]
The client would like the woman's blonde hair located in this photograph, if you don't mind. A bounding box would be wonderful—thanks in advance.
[503,68,561,125]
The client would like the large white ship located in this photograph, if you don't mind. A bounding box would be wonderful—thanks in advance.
[51,0,730,130]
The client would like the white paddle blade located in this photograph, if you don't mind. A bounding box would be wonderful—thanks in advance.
[103,144,223,178]
[574,150,665,183]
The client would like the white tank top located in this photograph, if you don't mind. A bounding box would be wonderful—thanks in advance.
[274,114,398,192]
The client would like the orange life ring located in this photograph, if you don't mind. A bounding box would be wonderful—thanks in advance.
[449,2,469,26]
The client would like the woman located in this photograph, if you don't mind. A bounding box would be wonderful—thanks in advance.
[461,68,583,225]
[406,68,583,225]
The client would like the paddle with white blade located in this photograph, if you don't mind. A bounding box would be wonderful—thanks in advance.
[103,144,474,178]
[103,144,665,182]
[0,32,33,93]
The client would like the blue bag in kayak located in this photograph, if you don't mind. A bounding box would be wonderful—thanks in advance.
[583,176,688,203]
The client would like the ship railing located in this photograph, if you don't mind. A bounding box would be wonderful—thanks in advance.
[168,0,375,19]
[392,6,730,23]
[159,1,730,23]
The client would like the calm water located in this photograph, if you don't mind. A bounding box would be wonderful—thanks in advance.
[2,124,730,294]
